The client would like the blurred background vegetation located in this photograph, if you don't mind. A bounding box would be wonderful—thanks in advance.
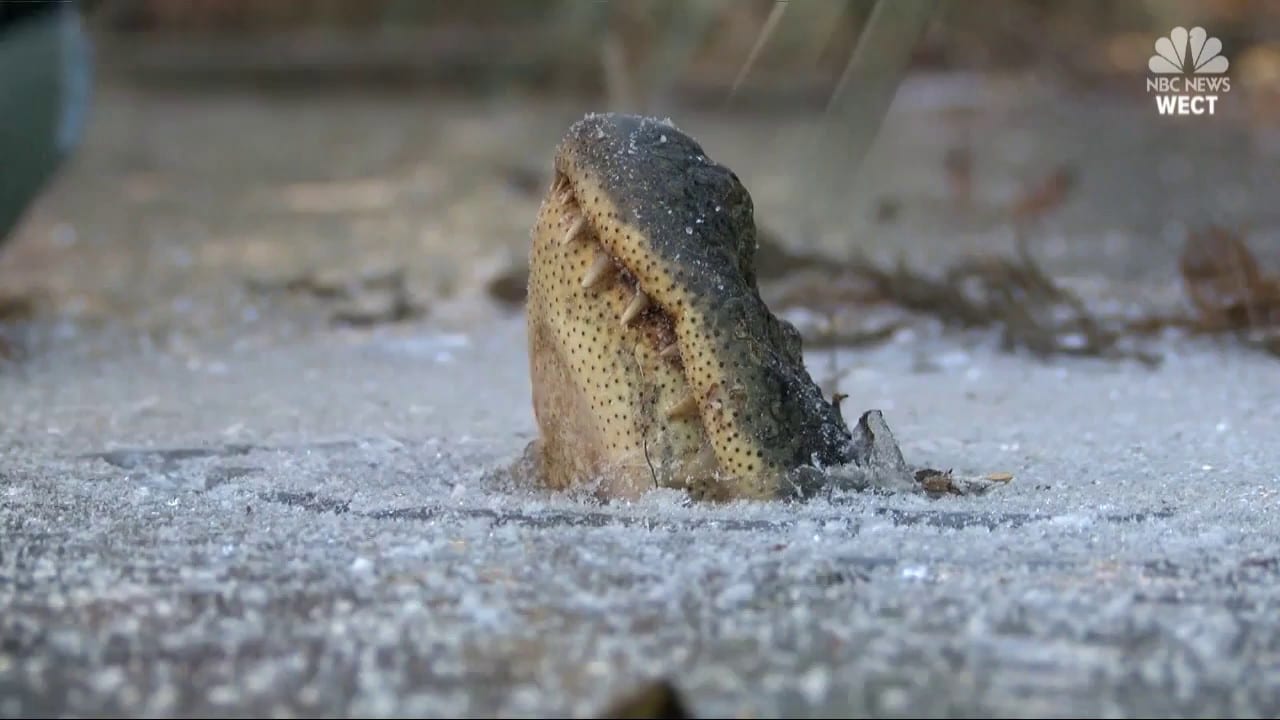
[78,0,1280,225]
[88,0,1280,105]
[3,0,1279,360]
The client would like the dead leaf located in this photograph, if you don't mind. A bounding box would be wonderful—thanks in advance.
[1010,166,1076,222]
[1179,226,1280,331]
[915,467,955,495]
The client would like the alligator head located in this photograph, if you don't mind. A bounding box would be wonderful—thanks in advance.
[525,113,908,501]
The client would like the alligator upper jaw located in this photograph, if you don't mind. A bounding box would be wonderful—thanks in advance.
[541,164,845,500]
[546,169,696,424]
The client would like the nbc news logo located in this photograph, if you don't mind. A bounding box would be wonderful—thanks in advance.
[1146,26,1231,116]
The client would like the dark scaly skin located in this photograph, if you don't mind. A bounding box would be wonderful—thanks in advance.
[526,113,893,501]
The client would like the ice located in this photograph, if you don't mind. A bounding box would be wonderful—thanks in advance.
[6,313,1277,717]
[5,83,1280,719]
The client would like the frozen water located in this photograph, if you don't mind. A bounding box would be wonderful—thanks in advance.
[3,314,1279,717]
[2,72,1279,718]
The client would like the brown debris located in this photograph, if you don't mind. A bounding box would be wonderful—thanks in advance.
[502,164,547,199]
[752,226,836,281]
[0,293,37,322]
[329,288,422,327]
[1010,166,1077,223]
[780,223,1280,363]
[825,232,1161,366]
[944,146,973,208]
[246,267,426,327]
[913,466,1013,497]
[486,265,531,306]
[596,679,693,719]
[496,221,1158,363]
[1119,226,1280,359]
[802,320,907,350]
[916,467,956,496]
[1143,225,1280,359]
[487,212,1278,364]
[1178,225,1280,332]
[0,292,43,362]
[875,196,901,224]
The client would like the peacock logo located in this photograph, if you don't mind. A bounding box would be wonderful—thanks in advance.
[1148,26,1230,75]
[1145,26,1231,115]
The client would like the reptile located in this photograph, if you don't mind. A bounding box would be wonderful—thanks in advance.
[524,113,911,501]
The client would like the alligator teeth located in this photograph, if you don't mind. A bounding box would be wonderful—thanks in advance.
[664,394,699,420]
[620,290,650,327]
[581,253,614,288]
[552,178,572,205]
[561,215,587,245]
[659,342,680,359]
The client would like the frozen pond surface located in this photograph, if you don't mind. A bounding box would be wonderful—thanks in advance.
[4,318,1279,717]
[2,71,1280,717]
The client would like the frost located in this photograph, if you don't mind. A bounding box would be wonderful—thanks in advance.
[900,565,929,580]
[797,666,830,704]
[5,275,1280,718]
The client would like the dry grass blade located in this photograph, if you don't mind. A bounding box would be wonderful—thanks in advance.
[725,0,788,105]
[825,0,938,117]
[640,0,727,114]
[814,0,938,215]
[550,0,615,93]
[601,29,637,111]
